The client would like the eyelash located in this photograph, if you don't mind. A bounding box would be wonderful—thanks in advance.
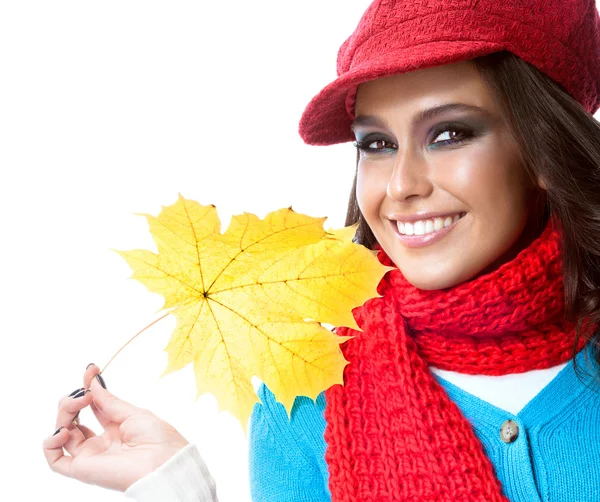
[352,123,475,154]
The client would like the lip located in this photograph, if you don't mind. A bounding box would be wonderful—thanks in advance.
[391,212,466,248]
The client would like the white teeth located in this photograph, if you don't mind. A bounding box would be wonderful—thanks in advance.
[397,213,464,236]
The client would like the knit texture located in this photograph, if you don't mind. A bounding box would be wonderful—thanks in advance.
[298,0,600,145]
[248,344,600,502]
[323,214,594,502]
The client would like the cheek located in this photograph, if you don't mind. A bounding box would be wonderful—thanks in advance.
[455,140,529,223]
[466,154,527,226]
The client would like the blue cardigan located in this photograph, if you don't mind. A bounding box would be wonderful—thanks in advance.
[248,344,600,501]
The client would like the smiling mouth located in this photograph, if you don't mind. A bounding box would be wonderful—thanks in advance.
[395,212,467,236]
[390,212,467,248]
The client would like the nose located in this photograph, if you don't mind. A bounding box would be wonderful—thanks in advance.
[386,148,432,202]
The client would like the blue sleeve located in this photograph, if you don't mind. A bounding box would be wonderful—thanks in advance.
[248,383,330,502]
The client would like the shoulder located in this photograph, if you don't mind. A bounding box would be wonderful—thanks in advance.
[249,384,330,499]
[250,383,328,463]
[253,382,327,438]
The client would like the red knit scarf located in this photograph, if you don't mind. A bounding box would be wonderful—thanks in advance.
[324,215,591,501]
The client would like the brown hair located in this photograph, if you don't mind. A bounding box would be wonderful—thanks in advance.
[345,50,600,371]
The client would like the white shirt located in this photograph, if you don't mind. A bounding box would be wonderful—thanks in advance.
[429,362,567,414]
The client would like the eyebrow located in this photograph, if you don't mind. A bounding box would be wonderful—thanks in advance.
[350,103,491,132]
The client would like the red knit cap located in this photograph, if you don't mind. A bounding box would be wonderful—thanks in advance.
[298,0,600,146]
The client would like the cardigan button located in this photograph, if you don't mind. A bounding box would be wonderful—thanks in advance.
[500,420,519,443]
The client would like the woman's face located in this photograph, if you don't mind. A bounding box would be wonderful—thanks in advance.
[353,60,546,290]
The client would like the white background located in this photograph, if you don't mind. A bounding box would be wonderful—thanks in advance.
[2,1,599,501]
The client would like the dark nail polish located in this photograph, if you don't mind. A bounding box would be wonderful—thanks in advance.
[69,387,84,397]
[73,389,87,399]
[52,427,64,436]
[86,363,95,370]
[95,374,107,389]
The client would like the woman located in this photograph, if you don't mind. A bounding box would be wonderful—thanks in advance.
[43,0,600,500]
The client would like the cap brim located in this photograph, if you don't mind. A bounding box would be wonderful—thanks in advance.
[298,40,504,146]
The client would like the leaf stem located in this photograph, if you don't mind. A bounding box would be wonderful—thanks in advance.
[99,311,172,374]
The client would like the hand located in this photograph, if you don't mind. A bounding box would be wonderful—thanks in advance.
[43,364,190,492]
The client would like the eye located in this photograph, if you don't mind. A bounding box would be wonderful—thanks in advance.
[352,137,397,154]
[430,123,474,148]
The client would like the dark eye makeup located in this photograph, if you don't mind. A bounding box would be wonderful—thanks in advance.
[352,122,478,155]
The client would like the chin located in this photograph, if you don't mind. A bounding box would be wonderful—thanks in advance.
[396,261,477,291]
[403,275,458,291]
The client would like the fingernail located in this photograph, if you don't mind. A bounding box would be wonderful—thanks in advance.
[52,426,64,436]
[86,363,95,370]
[69,387,84,397]
[95,374,107,389]
[73,389,87,399]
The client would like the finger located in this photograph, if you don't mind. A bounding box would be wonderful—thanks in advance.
[88,398,114,431]
[43,427,74,479]
[62,421,97,457]
[75,423,97,440]
[83,363,101,390]
[88,371,148,425]
[55,389,93,432]
[82,365,113,429]
[56,386,86,411]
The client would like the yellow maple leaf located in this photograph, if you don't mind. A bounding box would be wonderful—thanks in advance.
[116,194,391,435]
